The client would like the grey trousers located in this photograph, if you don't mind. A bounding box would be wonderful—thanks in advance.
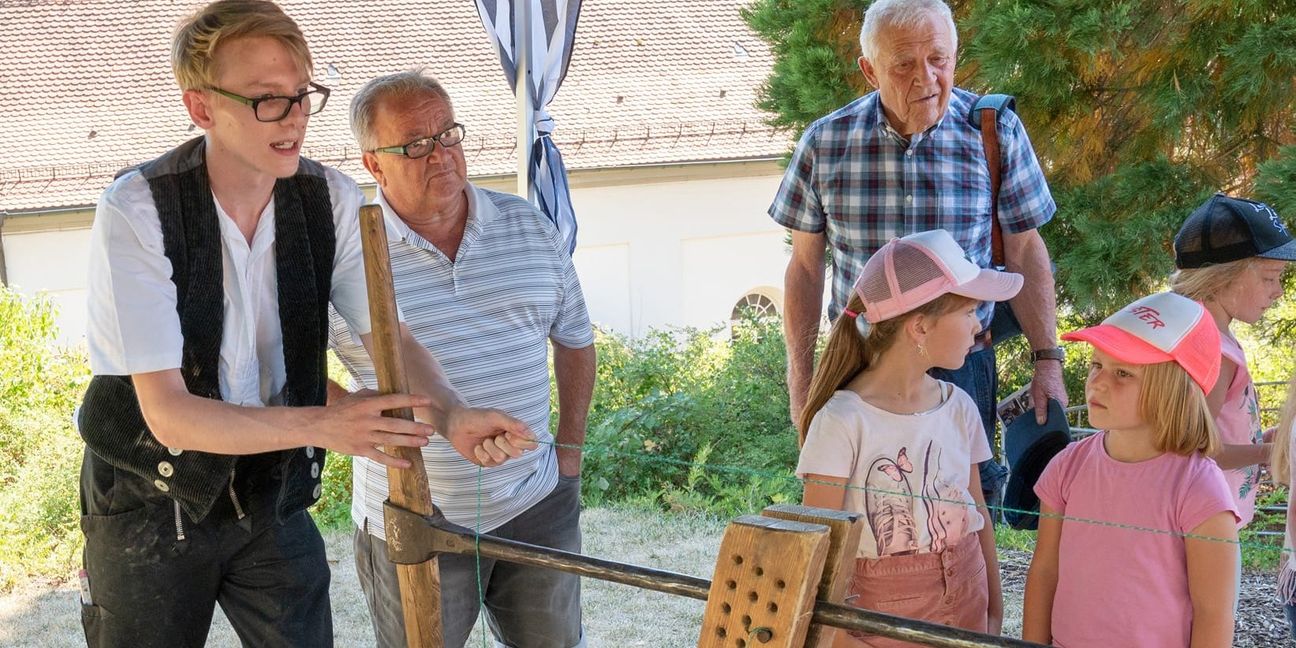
[355,474,584,648]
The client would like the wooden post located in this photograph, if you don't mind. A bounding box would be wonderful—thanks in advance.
[359,204,444,648]
[762,505,864,648]
[698,515,830,648]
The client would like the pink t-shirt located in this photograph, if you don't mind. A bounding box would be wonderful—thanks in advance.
[1034,433,1238,648]
[1217,333,1264,526]
[797,383,992,559]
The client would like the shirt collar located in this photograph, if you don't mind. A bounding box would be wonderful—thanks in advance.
[869,92,950,146]
[373,183,492,248]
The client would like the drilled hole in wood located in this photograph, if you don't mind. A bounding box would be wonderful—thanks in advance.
[767,601,779,613]
[742,614,752,627]
[736,640,747,648]
[754,566,764,576]
[747,590,759,602]
[716,626,727,638]
[726,579,737,590]
[722,602,732,614]
[775,579,786,589]
[733,554,744,565]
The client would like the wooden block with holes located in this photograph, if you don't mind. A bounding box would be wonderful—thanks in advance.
[697,515,830,648]
[761,505,864,648]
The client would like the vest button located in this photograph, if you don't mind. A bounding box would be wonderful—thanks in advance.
[153,479,170,493]
[167,447,183,456]
[305,446,315,459]
[312,483,322,499]
[310,462,320,479]
[158,462,174,477]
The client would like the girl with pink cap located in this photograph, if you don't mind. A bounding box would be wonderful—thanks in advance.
[797,229,1022,646]
[1023,291,1240,647]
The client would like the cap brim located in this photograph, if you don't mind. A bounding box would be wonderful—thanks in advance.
[1061,324,1175,365]
[1258,239,1296,262]
[950,269,1023,303]
[1004,399,1070,466]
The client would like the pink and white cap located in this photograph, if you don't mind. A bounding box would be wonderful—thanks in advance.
[855,229,1023,324]
[1061,291,1221,392]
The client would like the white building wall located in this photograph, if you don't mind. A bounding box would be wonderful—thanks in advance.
[569,172,788,337]
[3,168,793,345]
[3,228,92,347]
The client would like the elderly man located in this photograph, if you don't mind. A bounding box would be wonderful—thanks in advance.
[330,70,595,648]
[771,0,1065,507]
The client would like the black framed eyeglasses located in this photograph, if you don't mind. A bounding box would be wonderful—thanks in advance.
[208,82,331,122]
[373,123,467,159]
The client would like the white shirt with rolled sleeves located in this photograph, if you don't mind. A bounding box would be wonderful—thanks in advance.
[329,184,595,536]
[85,166,373,406]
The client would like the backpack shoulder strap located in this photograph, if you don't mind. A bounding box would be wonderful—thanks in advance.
[969,94,1016,267]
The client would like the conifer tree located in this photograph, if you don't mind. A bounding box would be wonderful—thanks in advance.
[743,0,1296,318]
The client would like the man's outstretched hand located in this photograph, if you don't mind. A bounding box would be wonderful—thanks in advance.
[442,406,538,467]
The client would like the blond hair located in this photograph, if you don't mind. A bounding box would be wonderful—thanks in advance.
[798,292,975,444]
[1170,258,1257,302]
[1270,372,1296,484]
[1137,361,1218,456]
[171,0,312,91]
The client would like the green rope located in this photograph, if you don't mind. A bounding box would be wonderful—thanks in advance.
[475,465,487,647]
[526,438,1291,557]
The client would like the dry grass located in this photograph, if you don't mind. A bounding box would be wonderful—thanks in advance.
[0,506,1287,646]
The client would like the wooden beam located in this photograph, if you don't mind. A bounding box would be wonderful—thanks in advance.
[762,505,864,648]
[359,204,444,648]
[698,515,829,648]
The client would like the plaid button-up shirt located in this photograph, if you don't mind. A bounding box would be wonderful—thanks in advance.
[769,87,1056,327]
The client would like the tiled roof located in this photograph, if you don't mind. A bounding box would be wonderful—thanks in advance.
[0,0,787,212]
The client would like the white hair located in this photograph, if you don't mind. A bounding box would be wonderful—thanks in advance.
[858,0,958,62]
[350,68,453,151]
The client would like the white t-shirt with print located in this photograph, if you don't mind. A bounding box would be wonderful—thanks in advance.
[797,382,992,560]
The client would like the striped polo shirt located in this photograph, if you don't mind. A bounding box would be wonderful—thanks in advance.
[328,184,594,536]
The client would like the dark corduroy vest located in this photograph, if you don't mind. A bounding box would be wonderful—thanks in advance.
[78,137,336,522]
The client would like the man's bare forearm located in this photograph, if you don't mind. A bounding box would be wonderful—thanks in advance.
[136,371,314,453]
[553,342,595,448]
[783,230,828,423]
[370,326,466,433]
[1003,229,1058,352]
[133,368,435,466]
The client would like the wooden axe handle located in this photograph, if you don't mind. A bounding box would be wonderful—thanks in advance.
[359,203,444,648]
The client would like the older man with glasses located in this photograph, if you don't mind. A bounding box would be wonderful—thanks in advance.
[329,69,595,648]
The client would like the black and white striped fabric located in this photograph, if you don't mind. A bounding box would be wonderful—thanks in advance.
[475,0,583,253]
[328,184,594,536]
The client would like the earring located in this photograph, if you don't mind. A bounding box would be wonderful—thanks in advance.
[916,343,929,358]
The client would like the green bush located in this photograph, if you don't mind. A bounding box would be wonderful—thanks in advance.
[0,287,90,591]
[580,317,802,515]
[0,289,358,589]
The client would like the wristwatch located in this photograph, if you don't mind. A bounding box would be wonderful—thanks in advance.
[1031,347,1066,363]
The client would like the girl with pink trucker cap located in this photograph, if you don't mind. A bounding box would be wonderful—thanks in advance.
[797,229,1022,646]
[1023,291,1240,647]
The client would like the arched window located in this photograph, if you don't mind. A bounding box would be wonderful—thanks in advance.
[731,292,779,321]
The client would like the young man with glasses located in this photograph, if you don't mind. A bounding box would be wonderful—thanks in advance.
[329,69,595,648]
[77,3,536,646]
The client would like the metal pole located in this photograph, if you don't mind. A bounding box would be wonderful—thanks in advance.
[514,0,534,201]
[0,211,9,286]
